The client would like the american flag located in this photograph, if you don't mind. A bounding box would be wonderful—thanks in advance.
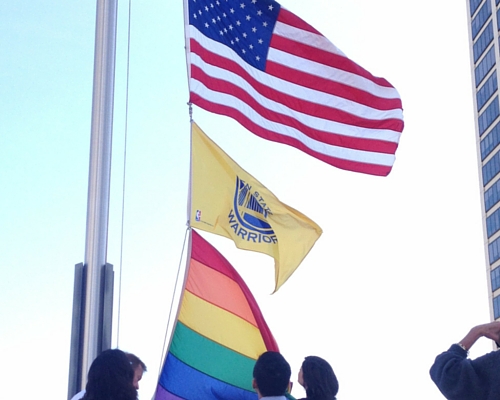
[185,0,404,176]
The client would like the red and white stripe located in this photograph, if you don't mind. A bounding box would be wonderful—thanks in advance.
[186,7,404,176]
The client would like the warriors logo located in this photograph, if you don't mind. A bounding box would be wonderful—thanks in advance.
[228,177,278,244]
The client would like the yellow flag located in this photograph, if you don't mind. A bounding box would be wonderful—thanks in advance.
[189,122,322,291]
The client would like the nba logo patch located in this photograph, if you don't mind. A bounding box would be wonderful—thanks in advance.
[195,210,202,222]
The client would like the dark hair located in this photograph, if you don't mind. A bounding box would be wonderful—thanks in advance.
[301,356,338,400]
[83,349,137,400]
[253,351,291,397]
[126,352,147,372]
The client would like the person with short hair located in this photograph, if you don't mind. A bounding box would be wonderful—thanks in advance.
[430,321,500,400]
[297,356,338,400]
[252,351,291,399]
[126,352,147,390]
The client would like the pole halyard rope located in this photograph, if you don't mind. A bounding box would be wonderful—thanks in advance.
[116,0,133,347]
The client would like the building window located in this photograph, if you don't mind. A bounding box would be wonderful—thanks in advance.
[485,179,500,211]
[470,0,484,16]
[487,208,500,237]
[489,236,500,264]
[474,21,493,62]
[472,0,491,39]
[494,295,500,319]
[483,151,500,185]
[478,96,499,135]
[477,73,497,111]
[481,120,500,160]
[475,47,495,87]
[492,267,500,292]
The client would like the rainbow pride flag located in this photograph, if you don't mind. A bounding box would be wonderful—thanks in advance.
[154,229,279,400]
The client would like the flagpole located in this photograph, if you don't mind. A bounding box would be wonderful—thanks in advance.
[68,0,118,397]
[82,0,118,376]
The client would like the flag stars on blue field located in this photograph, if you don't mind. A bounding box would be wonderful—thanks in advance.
[189,0,280,70]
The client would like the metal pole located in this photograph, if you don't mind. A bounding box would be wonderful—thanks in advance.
[68,263,85,399]
[80,0,118,389]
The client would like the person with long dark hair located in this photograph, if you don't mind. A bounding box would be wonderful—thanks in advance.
[297,356,339,400]
[71,351,146,400]
[82,349,137,400]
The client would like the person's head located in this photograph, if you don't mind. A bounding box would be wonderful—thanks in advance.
[298,356,338,400]
[252,351,291,398]
[84,349,137,400]
[125,353,147,390]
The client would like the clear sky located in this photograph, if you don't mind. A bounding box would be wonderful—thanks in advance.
[0,1,492,399]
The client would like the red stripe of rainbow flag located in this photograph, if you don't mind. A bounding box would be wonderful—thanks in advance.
[154,229,279,400]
